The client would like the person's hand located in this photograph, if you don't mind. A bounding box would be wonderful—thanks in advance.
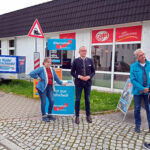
[143,88,149,93]
[79,75,90,81]
[38,77,41,81]
[83,76,90,81]
[62,83,67,86]
[79,75,84,81]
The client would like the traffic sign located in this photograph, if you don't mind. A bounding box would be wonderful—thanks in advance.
[28,19,44,38]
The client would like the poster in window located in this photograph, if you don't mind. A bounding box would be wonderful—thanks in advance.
[116,25,142,42]
[92,29,113,43]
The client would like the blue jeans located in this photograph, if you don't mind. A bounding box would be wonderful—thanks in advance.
[37,85,54,116]
[75,85,91,117]
[134,95,150,129]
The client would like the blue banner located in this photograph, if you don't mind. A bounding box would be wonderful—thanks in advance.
[47,39,76,50]
[46,84,75,115]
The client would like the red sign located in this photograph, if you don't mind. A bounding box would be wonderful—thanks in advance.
[116,26,142,42]
[92,29,113,43]
[28,19,44,38]
[60,33,76,39]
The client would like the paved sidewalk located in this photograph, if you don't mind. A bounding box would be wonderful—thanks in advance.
[0,91,150,150]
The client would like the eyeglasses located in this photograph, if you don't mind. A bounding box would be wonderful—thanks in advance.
[80,50,87,52]
[138,53,145,58]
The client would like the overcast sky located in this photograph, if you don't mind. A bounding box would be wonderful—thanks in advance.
[0,0,52,15]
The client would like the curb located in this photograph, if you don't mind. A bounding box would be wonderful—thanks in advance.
[0,135,23,150]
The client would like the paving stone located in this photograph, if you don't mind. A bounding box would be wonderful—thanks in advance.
[0,92,149,150]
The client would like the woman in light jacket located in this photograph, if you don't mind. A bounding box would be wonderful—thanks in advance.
[29,57,65,122]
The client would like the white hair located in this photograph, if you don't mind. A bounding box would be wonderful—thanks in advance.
[79,46,87,51]
[134,49,144,57]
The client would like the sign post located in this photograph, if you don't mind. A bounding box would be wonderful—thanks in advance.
[28,19,45,98]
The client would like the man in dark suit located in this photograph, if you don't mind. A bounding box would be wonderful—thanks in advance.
[71,46,95,124]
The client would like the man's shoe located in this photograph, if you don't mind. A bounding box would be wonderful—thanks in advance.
[86,116,92,123]
[42,117,50,122]
[143,142,150,150]
[75,117,79,124]
[47,115,56,121]
[135,126,140,133]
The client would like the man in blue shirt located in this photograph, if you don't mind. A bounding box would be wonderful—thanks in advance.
[130,49,150,133]
[71,46,95,124]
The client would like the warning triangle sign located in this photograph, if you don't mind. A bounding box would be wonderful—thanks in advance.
[28,19,44,38]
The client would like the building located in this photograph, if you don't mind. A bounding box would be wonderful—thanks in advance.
[0,0,150,91]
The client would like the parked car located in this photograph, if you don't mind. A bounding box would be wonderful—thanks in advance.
[114,61,130,72]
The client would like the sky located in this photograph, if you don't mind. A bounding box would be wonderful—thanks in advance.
[0,0,52,15]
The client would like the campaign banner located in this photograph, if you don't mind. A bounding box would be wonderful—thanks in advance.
[117,79,133,113]
[116,25,142,42]
[18,56,26,73]
[33,79,40,98]
[60,33,76,39]
[46,83,75,115]
[47,39,76,51]
[92,28,113,43]
[0,56,17,73]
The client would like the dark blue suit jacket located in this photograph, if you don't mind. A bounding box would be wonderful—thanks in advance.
[71,57,95,86]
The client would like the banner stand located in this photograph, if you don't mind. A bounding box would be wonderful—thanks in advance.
[116,78,133,122]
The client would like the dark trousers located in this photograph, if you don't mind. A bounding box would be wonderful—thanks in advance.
[38,85,54,116]
[134,95,150,129]
[75,85,91,117]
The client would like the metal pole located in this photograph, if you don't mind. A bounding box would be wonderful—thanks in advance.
[35,38,37,52]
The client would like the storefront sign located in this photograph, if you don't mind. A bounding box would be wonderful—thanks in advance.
[92,29,113,43]
[60,33,76,39]
[116,25,142,42]
[47,39,76,50]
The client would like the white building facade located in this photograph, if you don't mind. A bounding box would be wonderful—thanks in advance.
[0,20,150,91]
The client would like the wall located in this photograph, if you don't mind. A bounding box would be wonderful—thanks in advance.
[76,29,91,57]
[16,36,45,74]
[1,40,8,55]
[141,21,150,60]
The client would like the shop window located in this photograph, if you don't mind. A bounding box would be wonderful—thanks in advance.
[61,51,73,69]
[9,39,15,56]
[92,73,111,88]
[45,44,73,69]
[91,45,112,71]
[114,43,140,72]
[113,74,130,89]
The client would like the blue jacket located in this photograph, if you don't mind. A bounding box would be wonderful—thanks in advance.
[130,60,150,95]
[29,67,62,92]
[71,57,95,86]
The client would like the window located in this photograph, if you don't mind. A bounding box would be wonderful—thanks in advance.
[61,51,73,69]
[91,45,112,71]
[114,44,140,72]
[91,25,142,90]
[9,40,15,55]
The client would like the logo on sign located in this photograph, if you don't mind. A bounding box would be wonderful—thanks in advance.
[96,31,109,42]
